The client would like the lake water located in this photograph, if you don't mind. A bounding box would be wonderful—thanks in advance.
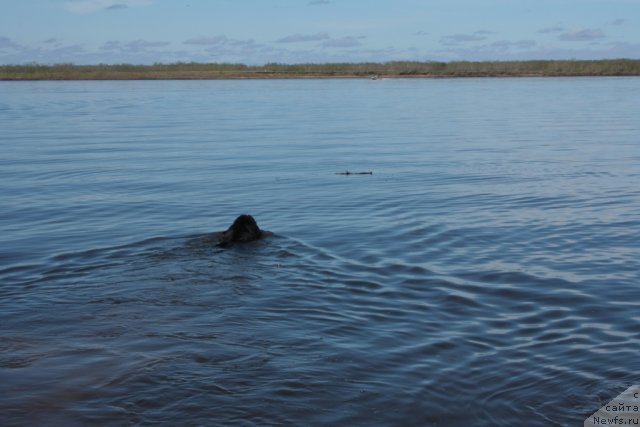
[1,77,639,426]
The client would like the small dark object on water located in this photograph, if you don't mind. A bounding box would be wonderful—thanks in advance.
[335,171,373,175]
[218,214,269,247]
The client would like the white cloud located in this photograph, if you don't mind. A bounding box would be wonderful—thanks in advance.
[0,36,20,51]
[489,40,537,51]
[179,35,271,63]
[276,33,331,43]
[100,39,170,53]
[106,4,128,10]
[538,25,564,34]
[322,36,365,48]
[440,30,493,46]
[64,0,151,14]
[558,28,606,42]
[275,33,365,49]
[441,34,485,45]
[438,38,538,59]
[183,35,261,49]
[126,40,171,51]
[184,36,229,46]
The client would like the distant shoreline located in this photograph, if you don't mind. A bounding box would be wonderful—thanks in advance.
[2,59,640,80]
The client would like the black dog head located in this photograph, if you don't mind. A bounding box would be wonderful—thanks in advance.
[218,214,263,246]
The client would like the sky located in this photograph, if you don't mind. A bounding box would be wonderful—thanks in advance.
[1,0,639,65]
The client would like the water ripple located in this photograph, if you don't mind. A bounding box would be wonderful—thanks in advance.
[1,78,639,426]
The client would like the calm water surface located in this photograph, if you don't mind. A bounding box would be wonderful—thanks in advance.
[1,78,639,426]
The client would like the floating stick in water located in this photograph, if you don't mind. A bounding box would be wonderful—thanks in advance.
[335,171,373,175]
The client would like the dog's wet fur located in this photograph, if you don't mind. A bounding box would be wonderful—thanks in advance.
[217,214,267,247]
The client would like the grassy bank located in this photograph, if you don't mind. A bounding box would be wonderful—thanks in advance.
[1,60,640,80]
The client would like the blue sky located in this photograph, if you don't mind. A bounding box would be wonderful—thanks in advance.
[1,0,639,64]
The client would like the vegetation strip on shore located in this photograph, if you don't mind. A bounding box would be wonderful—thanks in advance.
[2,60,640,80]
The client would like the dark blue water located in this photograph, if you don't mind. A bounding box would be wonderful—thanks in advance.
[1,78,639,426]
